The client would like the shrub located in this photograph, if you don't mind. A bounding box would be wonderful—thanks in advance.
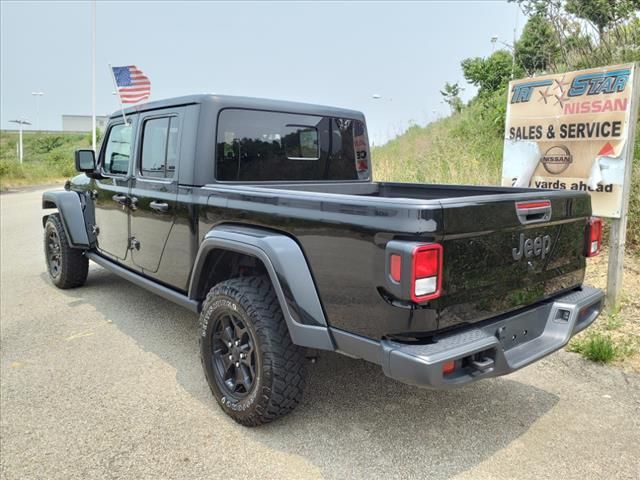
[0,160,26,180]
[0,159,11,176]
[47,149,68,165]
[34,135,65,154]
[59,161,77,177]
[569,332,616,363]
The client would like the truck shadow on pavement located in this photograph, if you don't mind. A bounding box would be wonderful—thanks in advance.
[58,267,560,480]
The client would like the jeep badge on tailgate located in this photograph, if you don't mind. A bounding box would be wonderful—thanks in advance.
[512,233,552,260]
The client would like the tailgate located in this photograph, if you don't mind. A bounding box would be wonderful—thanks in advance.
[436,191,591,329]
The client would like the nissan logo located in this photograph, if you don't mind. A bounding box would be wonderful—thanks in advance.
[541,146,572,175]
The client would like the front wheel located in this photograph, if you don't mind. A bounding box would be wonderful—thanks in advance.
[44,213,88,289]
[199,276,305,426]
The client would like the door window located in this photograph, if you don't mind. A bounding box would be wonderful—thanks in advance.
[103,123,134,175]
[140,117,179,179]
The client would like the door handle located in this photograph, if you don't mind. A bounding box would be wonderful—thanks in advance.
[112,194,130,206]
[149,201,170,212]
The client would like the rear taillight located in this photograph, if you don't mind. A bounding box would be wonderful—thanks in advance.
[411,244,443,302]
[584,217,602,257]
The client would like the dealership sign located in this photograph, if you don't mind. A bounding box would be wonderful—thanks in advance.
[502,63,637,218]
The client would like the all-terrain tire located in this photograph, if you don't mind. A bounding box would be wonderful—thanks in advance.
[199,276,306,426]
[44,213,88,289]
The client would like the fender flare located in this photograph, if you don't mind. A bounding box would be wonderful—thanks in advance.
[188,224,335,351]
[42,190,90,248]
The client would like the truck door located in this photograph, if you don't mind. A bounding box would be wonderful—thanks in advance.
[94,118,138,261]
[128,111,182,275]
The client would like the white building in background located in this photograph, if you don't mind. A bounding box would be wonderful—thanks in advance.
[61,115,109,132]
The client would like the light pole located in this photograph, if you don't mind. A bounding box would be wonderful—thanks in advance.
[91,0,97,151]
[8,119,32,164]
[31,91,44,131]
[491,35,516,79]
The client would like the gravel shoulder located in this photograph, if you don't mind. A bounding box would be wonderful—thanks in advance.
[1,188,639,480]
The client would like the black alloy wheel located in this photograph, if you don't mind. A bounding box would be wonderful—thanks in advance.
[46,229,62,278]
[43,213,88,289]
[211,312,257,398]
[199,276,306,426]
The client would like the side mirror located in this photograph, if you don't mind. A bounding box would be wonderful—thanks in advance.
[75,149,96,173]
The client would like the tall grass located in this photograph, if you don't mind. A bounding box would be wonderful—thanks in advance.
[0,131,91,189]
[373,92,505,187]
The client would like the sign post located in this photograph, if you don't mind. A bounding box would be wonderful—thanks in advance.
[607,68,640,310]
[501,63,639,311]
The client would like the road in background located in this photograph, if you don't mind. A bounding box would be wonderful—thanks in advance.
[1,188,639,480]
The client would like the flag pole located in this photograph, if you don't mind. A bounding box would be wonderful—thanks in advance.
[108,64,128,125]
[91,0,96,151]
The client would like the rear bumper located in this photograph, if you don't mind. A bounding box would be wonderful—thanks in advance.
[333,286,604,389]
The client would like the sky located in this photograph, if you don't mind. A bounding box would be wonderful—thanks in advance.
[0,0,524,145]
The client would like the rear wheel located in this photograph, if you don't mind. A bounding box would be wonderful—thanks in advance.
[199,276,305,426]
[44,214,88,289]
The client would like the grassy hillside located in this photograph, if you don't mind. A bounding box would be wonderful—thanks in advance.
[373,91,506,186]
[0,131,91,189]
[372,91,640,253]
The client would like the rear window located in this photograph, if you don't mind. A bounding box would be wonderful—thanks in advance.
[215,109,369,182]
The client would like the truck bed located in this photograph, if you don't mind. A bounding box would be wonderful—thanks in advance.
[203,181,592,340]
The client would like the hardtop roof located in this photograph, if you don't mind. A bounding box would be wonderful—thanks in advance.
[109,94,364,120]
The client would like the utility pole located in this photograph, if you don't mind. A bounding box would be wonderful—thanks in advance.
[31,91,44,131]
[91,0,97,151]
[8,119,32,164]
[512,5,518,79]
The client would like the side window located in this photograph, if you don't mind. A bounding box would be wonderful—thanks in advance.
[103,123,134,175]
[140,116,179,179]
[215,109,369,182]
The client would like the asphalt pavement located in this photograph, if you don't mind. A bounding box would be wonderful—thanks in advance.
[1,187,639,480]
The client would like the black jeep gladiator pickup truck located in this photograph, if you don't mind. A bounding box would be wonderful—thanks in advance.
[42,94,604,426]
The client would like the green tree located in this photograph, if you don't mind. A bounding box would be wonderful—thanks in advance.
[511,0,639,69]
[565,0,640,39]
[440,82,464,113]
[461,50,519,97]
[515,12,560,73]
[509,0,559,16]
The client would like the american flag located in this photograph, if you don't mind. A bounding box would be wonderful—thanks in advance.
[112,65,151,104]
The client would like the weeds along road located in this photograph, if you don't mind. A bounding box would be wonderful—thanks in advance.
[1,187,639,480]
